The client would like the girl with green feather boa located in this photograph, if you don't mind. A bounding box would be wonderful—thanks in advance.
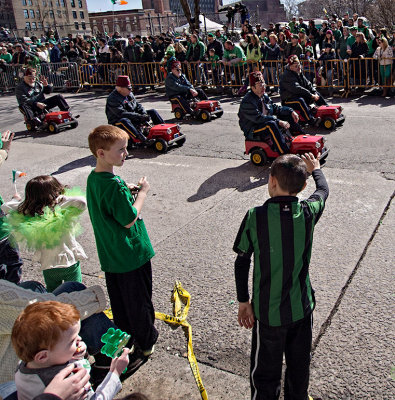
[1,175,87,292]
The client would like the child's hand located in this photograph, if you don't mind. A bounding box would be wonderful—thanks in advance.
[12,192,22,201]
[128,183,141,195]
[238,301,255,329]
[110,348,130,377]
[301,152,320,173]
[137,176,150,193]
[1,130,15,153]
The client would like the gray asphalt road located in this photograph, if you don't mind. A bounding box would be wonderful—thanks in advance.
[0,90,394,400]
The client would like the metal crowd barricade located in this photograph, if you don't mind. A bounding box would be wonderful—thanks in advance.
[0,64,24,91]
[78,62,164,88]
[39,62,80,89]
[346,57,395,90]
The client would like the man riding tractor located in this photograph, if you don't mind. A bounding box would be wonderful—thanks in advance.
[279,55,327,127]
[165,59,208,117]
[105,75,164,144]
[15,67,70,127]
[238,71,304,155]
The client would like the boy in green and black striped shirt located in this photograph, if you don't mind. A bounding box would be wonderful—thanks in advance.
[233,152,329,400]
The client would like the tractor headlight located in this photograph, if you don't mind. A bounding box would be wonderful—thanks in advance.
[167,128,172,134]
[58,114,62,119]
[315,142,321,148]
[209,102,214,108]
[322,137,327,143]
[177,124,181,130]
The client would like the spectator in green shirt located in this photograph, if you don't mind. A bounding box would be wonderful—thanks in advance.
[221,40,247,86]
[0,47,12,63]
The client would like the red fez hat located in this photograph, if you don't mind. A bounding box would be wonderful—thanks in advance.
[287,55,300,65]
[116,75,132,89]
[249,71,264,87]
[24,67,36,76]
[170,59,181,70]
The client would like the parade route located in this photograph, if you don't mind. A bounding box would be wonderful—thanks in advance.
[0,91,394,399]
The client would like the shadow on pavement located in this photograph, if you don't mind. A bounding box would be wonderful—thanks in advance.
[188,162,269,202]
[51,155,96,175]
[13,129,53,140]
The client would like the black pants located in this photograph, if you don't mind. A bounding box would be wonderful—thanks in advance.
[277,110,305,135]
[169,88,208,115]
[252,120,290,154]
[250,314,313,400]
[105,261,158,351]
[0,237,23,284]
[115,109,164,141]
[19,94,69,121]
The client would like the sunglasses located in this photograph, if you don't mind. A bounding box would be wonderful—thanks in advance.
[175,68,181,72]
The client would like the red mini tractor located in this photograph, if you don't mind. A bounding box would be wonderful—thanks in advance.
[296,105,345,130]
[22,109,79,133]
[171,99,223,122]
[245,134,329,166]
[127,123,186,153]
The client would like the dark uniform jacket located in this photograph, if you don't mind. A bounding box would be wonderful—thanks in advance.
[124,44,141,62]
[105,89,146,125]
[238,90,292,138]
[279,66,317,102]
[165,73,193,98]
[15,81,52,106]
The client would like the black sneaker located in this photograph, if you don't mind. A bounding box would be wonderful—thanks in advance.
[120,348,149,381]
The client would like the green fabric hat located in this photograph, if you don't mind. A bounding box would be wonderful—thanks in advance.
[208,33,215,37]
[305,46,314,54]
[350,26,357,31]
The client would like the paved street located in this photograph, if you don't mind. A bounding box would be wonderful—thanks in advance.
[0,90,394,399]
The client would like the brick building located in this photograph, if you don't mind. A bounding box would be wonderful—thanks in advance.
[89,9,176,37]
[0,0,91,38]
[168,0,223,15]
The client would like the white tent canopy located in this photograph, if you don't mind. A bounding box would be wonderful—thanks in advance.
[175,15,223,33]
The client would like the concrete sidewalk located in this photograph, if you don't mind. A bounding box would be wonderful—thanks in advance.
[1,140,393,400]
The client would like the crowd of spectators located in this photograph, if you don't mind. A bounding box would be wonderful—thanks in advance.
[0,12,394,95]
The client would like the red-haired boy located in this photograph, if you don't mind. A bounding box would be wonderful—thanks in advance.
[12,301,129,400]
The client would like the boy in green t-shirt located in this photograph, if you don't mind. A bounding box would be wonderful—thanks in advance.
[86,125,158,359]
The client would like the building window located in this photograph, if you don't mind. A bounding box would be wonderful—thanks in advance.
[23,9,29,18]
[74,22,79,29]
[49,10,54,18]
[31,21,37,30]
[57,10,62,18]
[27,0,33,4]
[36,10,40,18]
[60,0,65,6]
[81,22,86,29]
[38,22,43,29]
[25,22,31,29]
[71,0,75,7]
[72,10,77,18]
[22,0,27,5]
[56,0,60,5]
[78,0,82,7]
[42,0,47,6]
[29,9,35,18]
[80,11,84,19]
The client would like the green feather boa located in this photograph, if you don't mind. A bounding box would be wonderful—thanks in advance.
[5,187,85,251]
